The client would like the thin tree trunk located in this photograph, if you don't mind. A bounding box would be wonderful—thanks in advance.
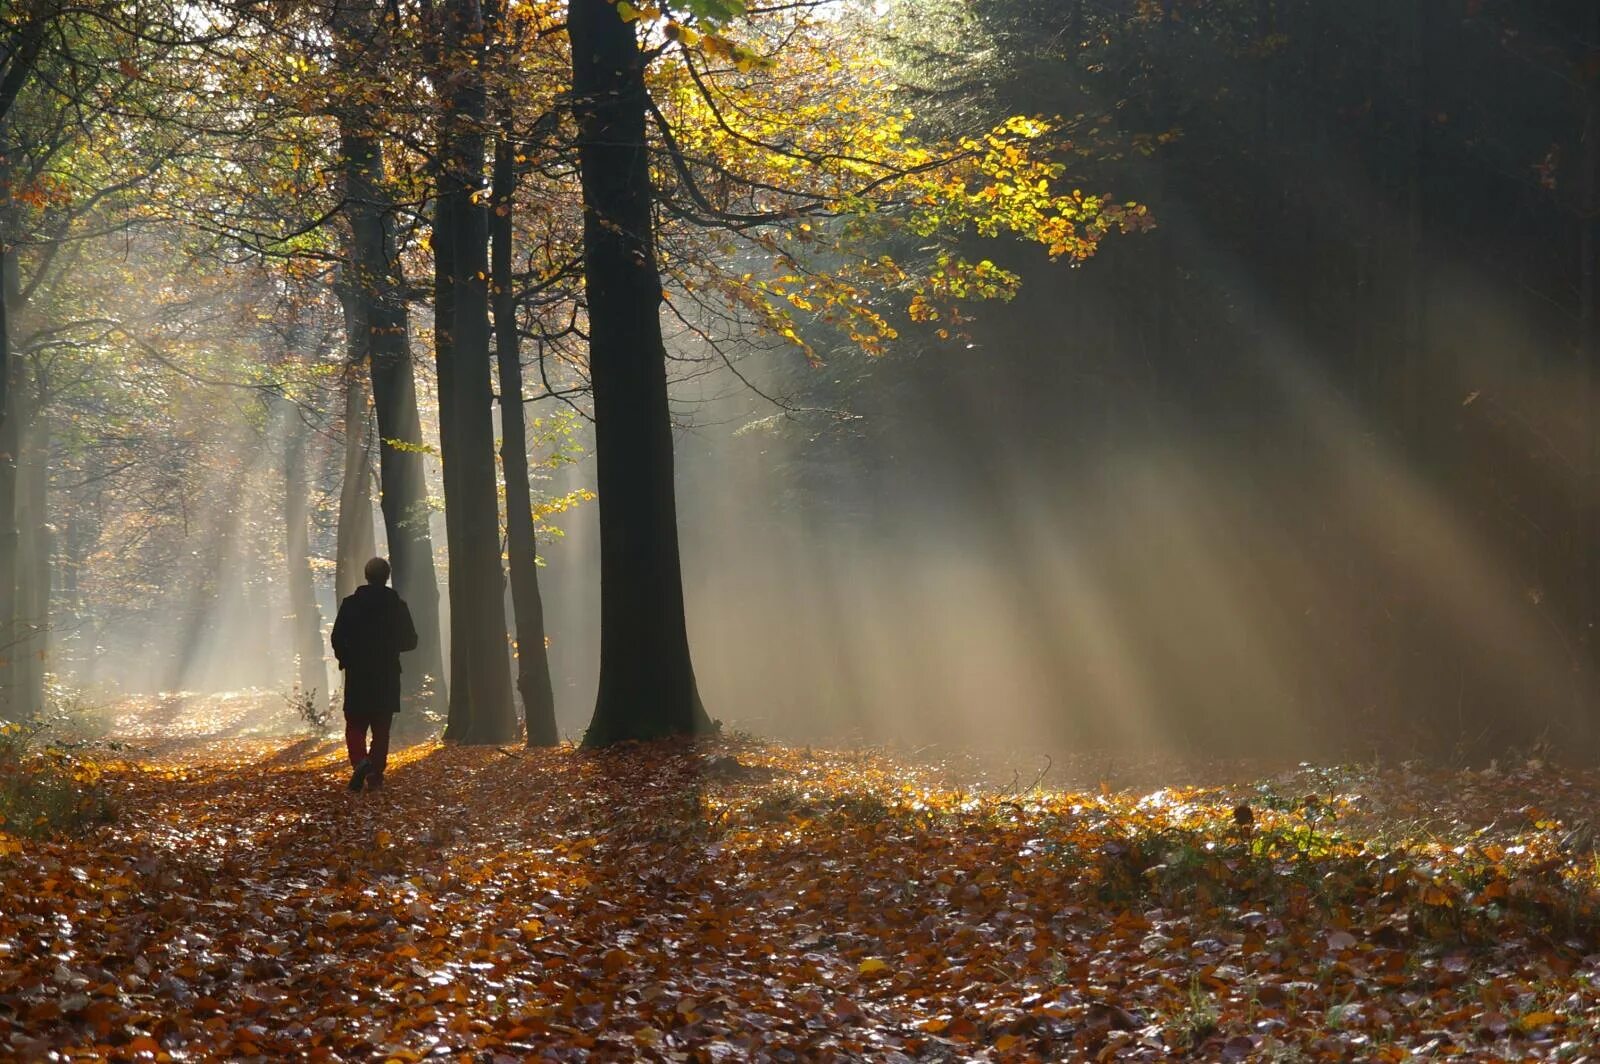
[1581,1,1600,714]
[0,342,19,718]
[1402,0,1430,455]
[338,120,448,716]
[283,404,329,711]
[438,0,515,744]
[333,0,447,717]
[61,518,78,617]
[0,18,48,436]
[334,287,377,603]
[16,393,48,717]
[570,0,711,745]
[0,226,8,438]
[492,118,558,746]
[1401,0,1450,735]
[165,495,235,691]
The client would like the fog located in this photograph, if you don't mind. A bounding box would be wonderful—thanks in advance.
[45,202,1593,766]
[43,112,1599,761]
[526,239,1593,759]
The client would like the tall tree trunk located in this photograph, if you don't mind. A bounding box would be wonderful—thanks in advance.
[335,286,378,603]
[1402,0,1431,456]
[1400,0,1452,736]
[283,404,329,711]
[15,391,48,717]
[1581,1,1600,716]
[0,18,47,438]
[58,513,78,675]
[436,0,516,744]
[338,121,449,716]
[60,517,78,618]
[492,118,559,746]
[333,0,447,717]
[0,225,8,439]
[432,107,474,741]
[165,496,235,690]
[0,326,19,718]
[570,0,711,745]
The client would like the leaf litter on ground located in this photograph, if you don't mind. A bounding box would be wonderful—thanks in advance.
[2,705,1600,1061]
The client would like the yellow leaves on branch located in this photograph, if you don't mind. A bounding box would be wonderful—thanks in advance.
[650,12,1149,358]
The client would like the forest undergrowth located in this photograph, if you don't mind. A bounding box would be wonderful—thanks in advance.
[3,699,1600,1061]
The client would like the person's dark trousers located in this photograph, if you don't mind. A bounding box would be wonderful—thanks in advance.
[344,715,392,786]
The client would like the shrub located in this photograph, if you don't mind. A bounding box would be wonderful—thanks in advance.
[0,720,115,838]
[39,676,114,743]
[286,685,331,736]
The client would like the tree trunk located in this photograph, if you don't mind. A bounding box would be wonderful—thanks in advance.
[1581,1,1600,712]
[338,121,449,716]
[334,286,377,603]
[15,391,48,717]
[436,0,516,744]
[0,17,48,438]
[432,101,474,741]
[0,202,17,719]
[492,118,559,746]
[283,403,329,711]
[0,225,8,439]
[570,0,711,745]
[0,336,19,718]
[1402,0,1431,455]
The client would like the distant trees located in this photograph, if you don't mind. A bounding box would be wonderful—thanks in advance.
[0,0,1140,742]
[872,0,1600,750]
[0,0,206,717]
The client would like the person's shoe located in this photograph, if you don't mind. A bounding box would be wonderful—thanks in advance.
[348,759,371,792]
[366,774,384,792]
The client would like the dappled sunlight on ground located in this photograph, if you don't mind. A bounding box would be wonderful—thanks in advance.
[104,690,306,744]
[2,699,1600,1059]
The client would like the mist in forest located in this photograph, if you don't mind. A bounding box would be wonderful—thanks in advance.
[23,0,1600,762]
[523,251,1591,760]
[53,195,1597,759]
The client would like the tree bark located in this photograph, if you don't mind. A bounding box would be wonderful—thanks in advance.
[570,0,711,745]
[435,0,516,744]
[283,403,329,711]
[0,223,8,438]
[338,121,448,716]
[1581,1,1600,708]
[0,10,50,437]
[14,388,47,717]
[333,293,377,603]
[0,295,19,718]
[492,119,559,746]
[431,90,474,741]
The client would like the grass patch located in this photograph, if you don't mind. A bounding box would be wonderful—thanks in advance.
[1083,805,1600,948]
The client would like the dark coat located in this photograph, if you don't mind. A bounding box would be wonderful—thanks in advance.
[331,584,419,720]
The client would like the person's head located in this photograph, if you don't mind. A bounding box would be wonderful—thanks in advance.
[364,557,391,586]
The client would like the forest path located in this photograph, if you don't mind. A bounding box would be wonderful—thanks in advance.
[5,717,1600,1060]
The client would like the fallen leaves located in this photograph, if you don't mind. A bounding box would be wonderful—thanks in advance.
[0,723,1598,1060]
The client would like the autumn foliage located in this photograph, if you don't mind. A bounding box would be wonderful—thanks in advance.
[3,709,1600,1061]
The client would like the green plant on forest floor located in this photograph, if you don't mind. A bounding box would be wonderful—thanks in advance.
[1170,973,1221,1049]
[285,685,331,736]
[0,720,114,838]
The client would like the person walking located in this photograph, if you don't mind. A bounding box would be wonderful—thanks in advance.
[330,556,418,792]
